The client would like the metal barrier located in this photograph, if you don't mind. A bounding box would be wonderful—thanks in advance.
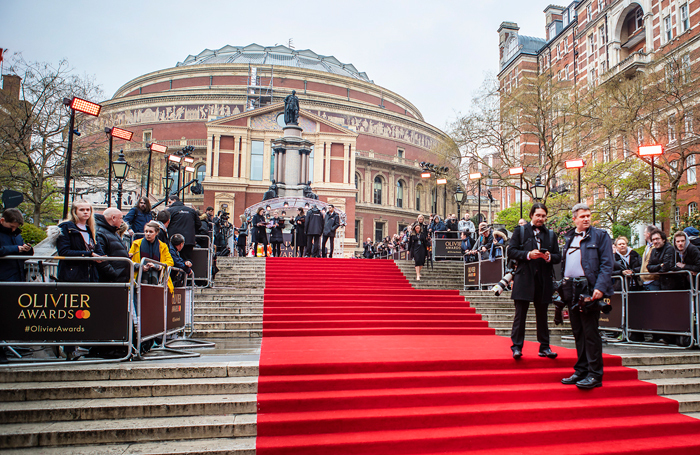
[598,275,626,340]
[464,247,506,289]
[0,256,135,366]
[431,231,462,260]
[192,234,213,287]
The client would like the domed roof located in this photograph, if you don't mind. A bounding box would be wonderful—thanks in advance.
[177,44,372,83]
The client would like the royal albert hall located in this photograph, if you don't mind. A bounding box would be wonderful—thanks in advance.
[98,44,456,254]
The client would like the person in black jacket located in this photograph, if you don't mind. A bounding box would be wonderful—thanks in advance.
[322,204,340,258]
[305,205,323,258]
[251,207,269,257]
[508,202,562,360]
[166,195,202,262]
[408,223,429,280]
[671,231,700,289]
[613,236,641,291]
[236,214,249,257]
[293,208,306,257]
[57,200,105,284]
[646,229,675,290]
[95,208,130,283]
[169,234,193,287]
[124,197,152,236]
[0,208,33,282]
[269,210,285,257]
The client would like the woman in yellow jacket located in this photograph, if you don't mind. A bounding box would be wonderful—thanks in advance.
[129,221,174,293]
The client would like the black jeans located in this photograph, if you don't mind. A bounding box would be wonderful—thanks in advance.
[511,275,550,351]
[561,277,604,379]
[307,235,321,257]
[322,234,335,258]
[271,242,282,257]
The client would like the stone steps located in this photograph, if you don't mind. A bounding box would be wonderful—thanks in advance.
[193,330,262,338]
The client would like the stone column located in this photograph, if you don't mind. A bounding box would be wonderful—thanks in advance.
[213,134,221,177]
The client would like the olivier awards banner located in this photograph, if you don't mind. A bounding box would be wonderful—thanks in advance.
[433,239,463,259]
[2,284,130,342]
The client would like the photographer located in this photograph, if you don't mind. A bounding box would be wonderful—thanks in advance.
[560,203,614,389]
[508,202,561,360]
[363,237,375,259]
[236,214,248,257]
[214,211,232,256]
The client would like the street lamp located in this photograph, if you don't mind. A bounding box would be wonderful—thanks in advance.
[163,175,174,194]
[454,186,465,221]
[639,145,664,225]
[62,96,102,218]
[183,165,195,204]
[112,150,130,210]
[565,159,586,203]
[105,127,133,207]
[509,166,525,219]
[146,143,168,197]
[420,162,449,215]
[532,175,547,201]
[469,172,483,224]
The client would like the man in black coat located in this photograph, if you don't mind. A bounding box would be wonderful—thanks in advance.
[646,229,676,290]
[95,208,130,283]
[508,202,562,360]
[560,203,614,389]
[305,205,324,258]
[671,230,700,289]
[0,208,33,283]
[166,195,202,262]
[322,204,340,258]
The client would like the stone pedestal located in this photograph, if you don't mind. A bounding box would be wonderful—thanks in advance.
[272,125,314,198]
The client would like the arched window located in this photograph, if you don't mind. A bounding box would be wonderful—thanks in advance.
[195,164,206,184]
[416,184,423,211]
[373,176,383,205]
[396,179,405,208]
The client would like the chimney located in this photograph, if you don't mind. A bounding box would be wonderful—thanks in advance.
[2,74,21,100]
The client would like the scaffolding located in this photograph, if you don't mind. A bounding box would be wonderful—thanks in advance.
[246,64,274,111]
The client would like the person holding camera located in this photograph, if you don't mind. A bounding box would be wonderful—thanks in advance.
[508,202,561,361]
[560,203,614,389]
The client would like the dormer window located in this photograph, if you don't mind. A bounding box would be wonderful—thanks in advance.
[504,36,519,61]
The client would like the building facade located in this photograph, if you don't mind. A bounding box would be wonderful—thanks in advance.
[95,44,467,254]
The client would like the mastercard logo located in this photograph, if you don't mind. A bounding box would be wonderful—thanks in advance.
[75,310,91,319]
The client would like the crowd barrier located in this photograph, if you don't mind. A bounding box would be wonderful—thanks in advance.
[431,231,463,260]
[192,234,213,287]
[463,248,507,289]
[0,255,211,366]
[371,250,409,260]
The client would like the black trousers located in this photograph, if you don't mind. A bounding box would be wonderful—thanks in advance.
[569,305,603,379]
[271,242,282,257]
[511,276,550,351]
[322,234,335,258]
[306,235,321,257]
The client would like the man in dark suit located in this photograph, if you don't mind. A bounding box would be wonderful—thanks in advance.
[166,195,202,262]
[322,204,340,258]
[508,202,562,360]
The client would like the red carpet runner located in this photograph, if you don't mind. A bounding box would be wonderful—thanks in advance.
[257,258,700,454]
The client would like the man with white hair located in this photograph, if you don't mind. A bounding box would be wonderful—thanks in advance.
[95,207,130,282]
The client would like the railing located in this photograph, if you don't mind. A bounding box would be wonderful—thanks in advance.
[601,51,651,82]
[122,139,208,152]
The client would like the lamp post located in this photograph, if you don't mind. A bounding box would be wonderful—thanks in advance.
[469,172,482,224]
[183,165,195,204]
[639,145,664,225]
[509,166,525,219]
[454,186,465,221]
[105,127,133,207]
[167,154,182,199]
[163,174,174,195]
[437,177,447,218]
[420,162,449,216]
[62,97,101,218]
[112,150,130,210]
[564,159,586,203]
[147,143,168,197]
[532,175,547,201]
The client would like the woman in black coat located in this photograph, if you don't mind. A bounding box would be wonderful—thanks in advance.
[269,210,285,257]
[407,223,429,280]
[251,207,269,257]
[236,214,248,257]
[57,200,105,283]
[613,236,642,290]
[293,207,306,257]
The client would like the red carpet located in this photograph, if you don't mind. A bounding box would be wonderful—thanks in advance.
[257,258,700,454]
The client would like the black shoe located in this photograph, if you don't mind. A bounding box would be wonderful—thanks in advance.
[576,376,602,389]
[512,349,522,360]
[561,373,586,385]
[538,348,558,359]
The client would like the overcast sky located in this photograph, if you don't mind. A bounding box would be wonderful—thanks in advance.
[1,0,550,131]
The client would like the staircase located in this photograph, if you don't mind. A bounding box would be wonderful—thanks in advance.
[192,257,265,339]
[0,363,258,454]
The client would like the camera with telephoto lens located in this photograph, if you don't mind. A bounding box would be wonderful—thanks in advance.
[572,294,613,314]
[492,271,514,296]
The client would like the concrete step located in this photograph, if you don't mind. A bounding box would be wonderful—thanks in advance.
[193,330,262,338]
[0,437,256,455]
[494,328,572,337]
[0,377,257,402]
[648,378,700,395]
[634,364,700,381]
[195,307,264,314]
[194,323,263,330]
[0,414,256,449]
[194,315,263,322]
[621,354,700,367]
[665,393,700,413]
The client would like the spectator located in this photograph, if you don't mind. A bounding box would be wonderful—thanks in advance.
[491,230,507,259]
[166,195,202,262]
[458,214,475,237]
[428,215,446,239]
[639,225,657,290]
[671,230,700,288]
[124,197,152,236]
[169,233,193,287]
[613,236,641,290]
[460,231,475,262]
[252,207,269,258]
[646,229,675,290]
[0,208,34,282]
[128,221,174,288]
[363,237,375,259]
[518,218,527,226]
[95,208,130,283]
[269,210,285,257]
[474,222,494,259]
[155,211,171,244]
[236,214,249,257]
[204,206,215,232]
[445,214,459,239]
[322,204,340,258]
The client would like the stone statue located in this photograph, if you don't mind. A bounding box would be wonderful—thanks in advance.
[303,180,318,200]
[262,180,278,201]
[284,90,300,125]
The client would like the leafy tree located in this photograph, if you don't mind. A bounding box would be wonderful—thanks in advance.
[494,201,533,231]
[19,223,46,245]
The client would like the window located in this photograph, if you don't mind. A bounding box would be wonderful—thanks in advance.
[598,0,604,12]
[355,173,361,202]
[373,176,383,204]
[685,111,694,135]
[587,4,592,21]
[354,220,360,244]
[664,16,673,43]
[195,164,205,184]
[669,115,677,143]
[599,25,606,47]
[397,148,404,159]
[396,180,404,208]
[635,7,644,30]
[682,54,691,83]
[143,130,152,144]
[549,23,557,40]
[603,146,611,163]
[688,154,697,184]
[250,140,264,181]
[588,34,595,55]
[398,224,408,235]
[375,221,385,242]
[416,185,422,211]
[676,206,681,225]
[563,9,570,26]
[689,202,698,216]
[680,4,690,32]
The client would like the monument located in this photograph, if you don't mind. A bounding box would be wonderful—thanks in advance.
[271,91,315,198]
